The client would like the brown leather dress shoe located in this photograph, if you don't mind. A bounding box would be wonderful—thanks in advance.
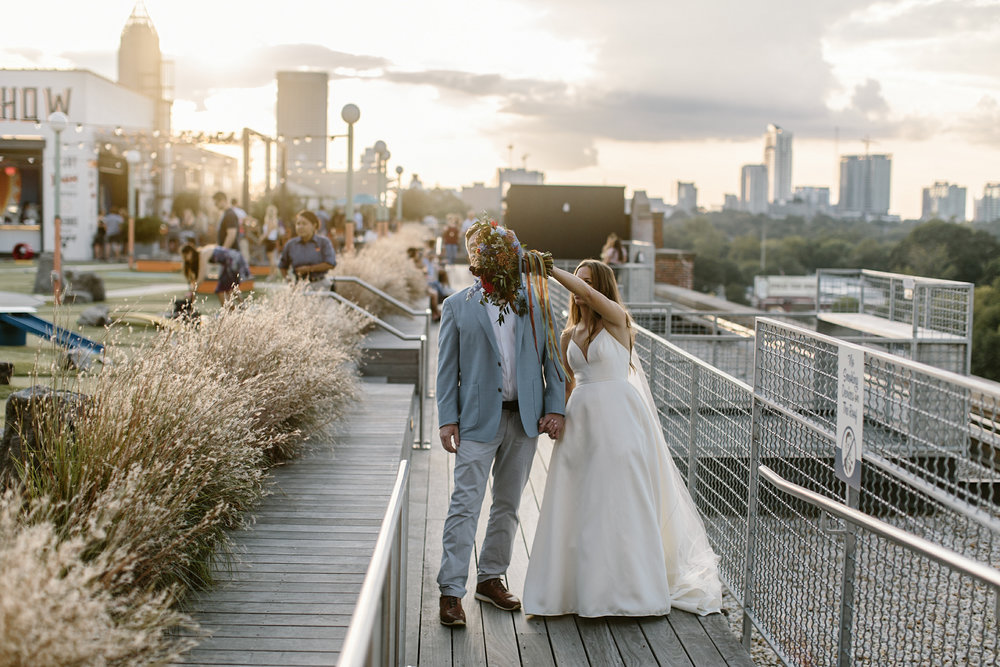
[475,578,521,611]
[439,595,466,626]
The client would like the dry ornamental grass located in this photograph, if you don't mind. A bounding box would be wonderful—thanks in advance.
[0,284,367,665]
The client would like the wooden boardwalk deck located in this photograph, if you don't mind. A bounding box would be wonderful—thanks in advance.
[175,382,414,667]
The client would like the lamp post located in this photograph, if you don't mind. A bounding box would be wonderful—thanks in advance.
[48,111,68,304]
[395,165,404,223]
[341,104,360,252]
[125,149,141,269]
[373,140,390,237]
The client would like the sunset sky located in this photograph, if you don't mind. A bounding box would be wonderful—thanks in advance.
[3,0,999,219]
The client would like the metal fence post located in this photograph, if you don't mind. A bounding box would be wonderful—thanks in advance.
[743,330,765,649]
[743,393,762,649]
[837,484,860,667]
[687,363,701,496]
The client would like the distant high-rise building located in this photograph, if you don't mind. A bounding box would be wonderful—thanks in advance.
[838,154,892,218]
[974,183,1000,223]
[921,181,967,221]
[118,1,170,134]
[723,194,740,211]
[764,124,793,204]
[677,181,698,214]
[793,186,831,210]
[277,71,329,171]
[740,164,768,214]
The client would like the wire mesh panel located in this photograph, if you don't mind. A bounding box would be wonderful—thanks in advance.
[754,317,1000,665]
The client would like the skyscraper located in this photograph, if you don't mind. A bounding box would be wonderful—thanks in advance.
[838,154,892,218]
[118,1,170,134]
[974,183,1000,223]
[921,182,967,221]
[740,164,768,214]
[764,124,793,204]
[676,181,698,214]
[276,71,329,171]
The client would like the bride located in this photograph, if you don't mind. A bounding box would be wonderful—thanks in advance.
[524,259,722,617]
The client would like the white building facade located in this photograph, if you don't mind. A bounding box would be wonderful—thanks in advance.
[921,181,967,221]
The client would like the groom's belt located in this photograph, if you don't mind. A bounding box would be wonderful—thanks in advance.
[501,400,519,412]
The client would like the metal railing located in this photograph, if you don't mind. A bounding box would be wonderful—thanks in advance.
[546,278,1000,665]
[327,276,432,448]
[339,461,410,667]
[818,269,974,374]
[758,464,1000,666]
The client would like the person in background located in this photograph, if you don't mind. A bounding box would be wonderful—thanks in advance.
[601,232,626,266]
[262,204,281,278]
[93,212,107,260]
[214,192,240,251]
[442,215,460,265]
[180,241,251,305]
[278,210,337,287]
[104,208,124,260]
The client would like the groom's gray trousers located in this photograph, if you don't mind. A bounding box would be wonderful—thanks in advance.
[438,409,537,597]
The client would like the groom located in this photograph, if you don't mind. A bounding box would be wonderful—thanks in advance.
[436,225,565,627]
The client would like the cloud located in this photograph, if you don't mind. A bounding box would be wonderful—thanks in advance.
[951,95,1000,147]
[172,44,390,104]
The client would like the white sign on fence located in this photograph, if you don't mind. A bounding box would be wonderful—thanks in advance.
[836,345,864,489]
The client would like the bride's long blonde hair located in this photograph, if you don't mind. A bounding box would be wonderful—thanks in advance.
[563,259,634,353]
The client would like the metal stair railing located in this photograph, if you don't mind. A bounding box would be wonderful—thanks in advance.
[322,277,431,448]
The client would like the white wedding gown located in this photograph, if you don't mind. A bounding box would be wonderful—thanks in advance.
[523,329,722,617]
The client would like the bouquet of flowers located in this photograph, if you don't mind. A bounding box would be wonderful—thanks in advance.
[467,215,563,377]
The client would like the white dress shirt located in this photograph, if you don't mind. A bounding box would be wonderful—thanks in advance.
[485,301,518,401]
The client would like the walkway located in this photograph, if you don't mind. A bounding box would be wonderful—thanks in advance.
[175,382,414,666]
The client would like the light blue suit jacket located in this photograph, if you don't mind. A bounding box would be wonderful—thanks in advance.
[436,285,565,442]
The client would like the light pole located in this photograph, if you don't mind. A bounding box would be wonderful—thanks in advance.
[395,165,404,223]
[341,104,360,252]
[373,140,390,237]
[48,111,68,304]
[125,149,141,269]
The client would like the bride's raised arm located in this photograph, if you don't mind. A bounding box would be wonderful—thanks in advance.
[549,266,628,329]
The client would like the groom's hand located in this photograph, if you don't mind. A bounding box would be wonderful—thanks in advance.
[440,424,460,453]
[540,413,565,440]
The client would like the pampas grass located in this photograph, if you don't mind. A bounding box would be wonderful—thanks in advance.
[1,284,366,664]
[334,224,429,317]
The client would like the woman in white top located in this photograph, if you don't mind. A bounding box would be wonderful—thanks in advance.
[262,205,281,278]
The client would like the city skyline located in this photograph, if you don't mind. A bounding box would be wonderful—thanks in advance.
[2,0,999,220]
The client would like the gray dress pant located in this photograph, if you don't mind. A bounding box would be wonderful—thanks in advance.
[438,410,537,597]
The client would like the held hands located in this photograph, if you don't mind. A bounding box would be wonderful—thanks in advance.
[539,413,565,440]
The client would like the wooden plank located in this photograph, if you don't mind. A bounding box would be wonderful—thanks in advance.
[175,649,335,665]
[698,613,756,667]
[576,617,625,666]
[668,611,725,667]
[178,624,347,640]
[417,518,452,667]
[543,616,591,667]
[607,618,658,667]
[403,448,430,667]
